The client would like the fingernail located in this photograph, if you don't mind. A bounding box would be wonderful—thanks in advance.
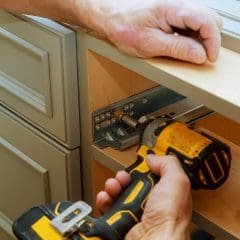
[189,47,206,64]
[146,154,156,160]
[209,49,219,62]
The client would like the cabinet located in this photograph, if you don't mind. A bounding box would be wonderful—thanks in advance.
[1,1,240,239]
[0,12,81,239]
[75,18,240,240]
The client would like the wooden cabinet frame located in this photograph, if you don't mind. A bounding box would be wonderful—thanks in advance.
[77,31,240,240]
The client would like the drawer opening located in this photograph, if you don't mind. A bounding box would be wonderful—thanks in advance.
[85,51,240,239]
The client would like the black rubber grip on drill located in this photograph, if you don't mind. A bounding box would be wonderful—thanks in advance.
[86,157,158,240]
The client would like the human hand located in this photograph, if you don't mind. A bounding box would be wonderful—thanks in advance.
[85,0,222,63]
[2,0,221,63]
[96,155,192,240]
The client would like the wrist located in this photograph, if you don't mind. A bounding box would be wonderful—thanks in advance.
[73,0,111,36]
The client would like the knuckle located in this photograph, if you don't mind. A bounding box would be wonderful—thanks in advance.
[169,38,185,58]
[179,174,191,190]
[134,35,154,57]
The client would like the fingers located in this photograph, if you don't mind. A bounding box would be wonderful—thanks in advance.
[104,178,124,198]
[160,31,207,64]
[146,154,186,179]
[146,154,191,193]
[115,28,207,64]
[199,21,221,62]
[115,170,131,187]
[165,5,222,62]
[96,191,113,213]
[96,171,131,213]
[185,13,221,62]
[104,171,130,198]
[144,154,192,224]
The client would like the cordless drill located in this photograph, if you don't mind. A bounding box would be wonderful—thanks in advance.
[12,118,231,240]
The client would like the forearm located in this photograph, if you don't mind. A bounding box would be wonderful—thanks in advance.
[0,0,107,33]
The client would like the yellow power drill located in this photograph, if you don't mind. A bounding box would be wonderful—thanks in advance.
[12,117,231,240]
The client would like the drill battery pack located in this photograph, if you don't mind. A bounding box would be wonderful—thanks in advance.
[12,200,215,240]
[12,201,82,240]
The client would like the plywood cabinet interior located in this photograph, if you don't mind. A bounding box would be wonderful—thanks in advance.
[77,32,240,240]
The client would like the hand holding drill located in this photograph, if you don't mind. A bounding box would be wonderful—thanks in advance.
[97,154,192,240]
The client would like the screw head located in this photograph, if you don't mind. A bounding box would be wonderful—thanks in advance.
[111,118,116,124]
[123,104,130,111]
[95,116,100,123]
[95,124,101,130]
[100,114,106,121]
[142,98,148,104]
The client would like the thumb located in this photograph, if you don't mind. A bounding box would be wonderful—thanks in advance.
[146,154,186,180]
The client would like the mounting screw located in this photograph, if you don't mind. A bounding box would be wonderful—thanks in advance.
[95,116,100,123]
[142,98,148,104]
[95,124,101,130]
[106,112,111,118]
[111,117,116,124]
[100,114,106,121]
[129,103,134,109]
[123,104,130,112]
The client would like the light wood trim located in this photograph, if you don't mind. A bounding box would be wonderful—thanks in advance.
[78,32,240,124]
[144,48,240,123]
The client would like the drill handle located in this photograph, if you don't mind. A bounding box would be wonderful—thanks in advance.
[87,155,158,240]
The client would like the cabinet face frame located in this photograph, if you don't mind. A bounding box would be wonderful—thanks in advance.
[77,31,240,240]
[0,11,80,148]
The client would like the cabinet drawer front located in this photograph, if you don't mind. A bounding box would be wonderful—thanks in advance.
[0,27,51,116]
[0,107,81,222]
[0,11,80,148]
[0,138,50,220]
